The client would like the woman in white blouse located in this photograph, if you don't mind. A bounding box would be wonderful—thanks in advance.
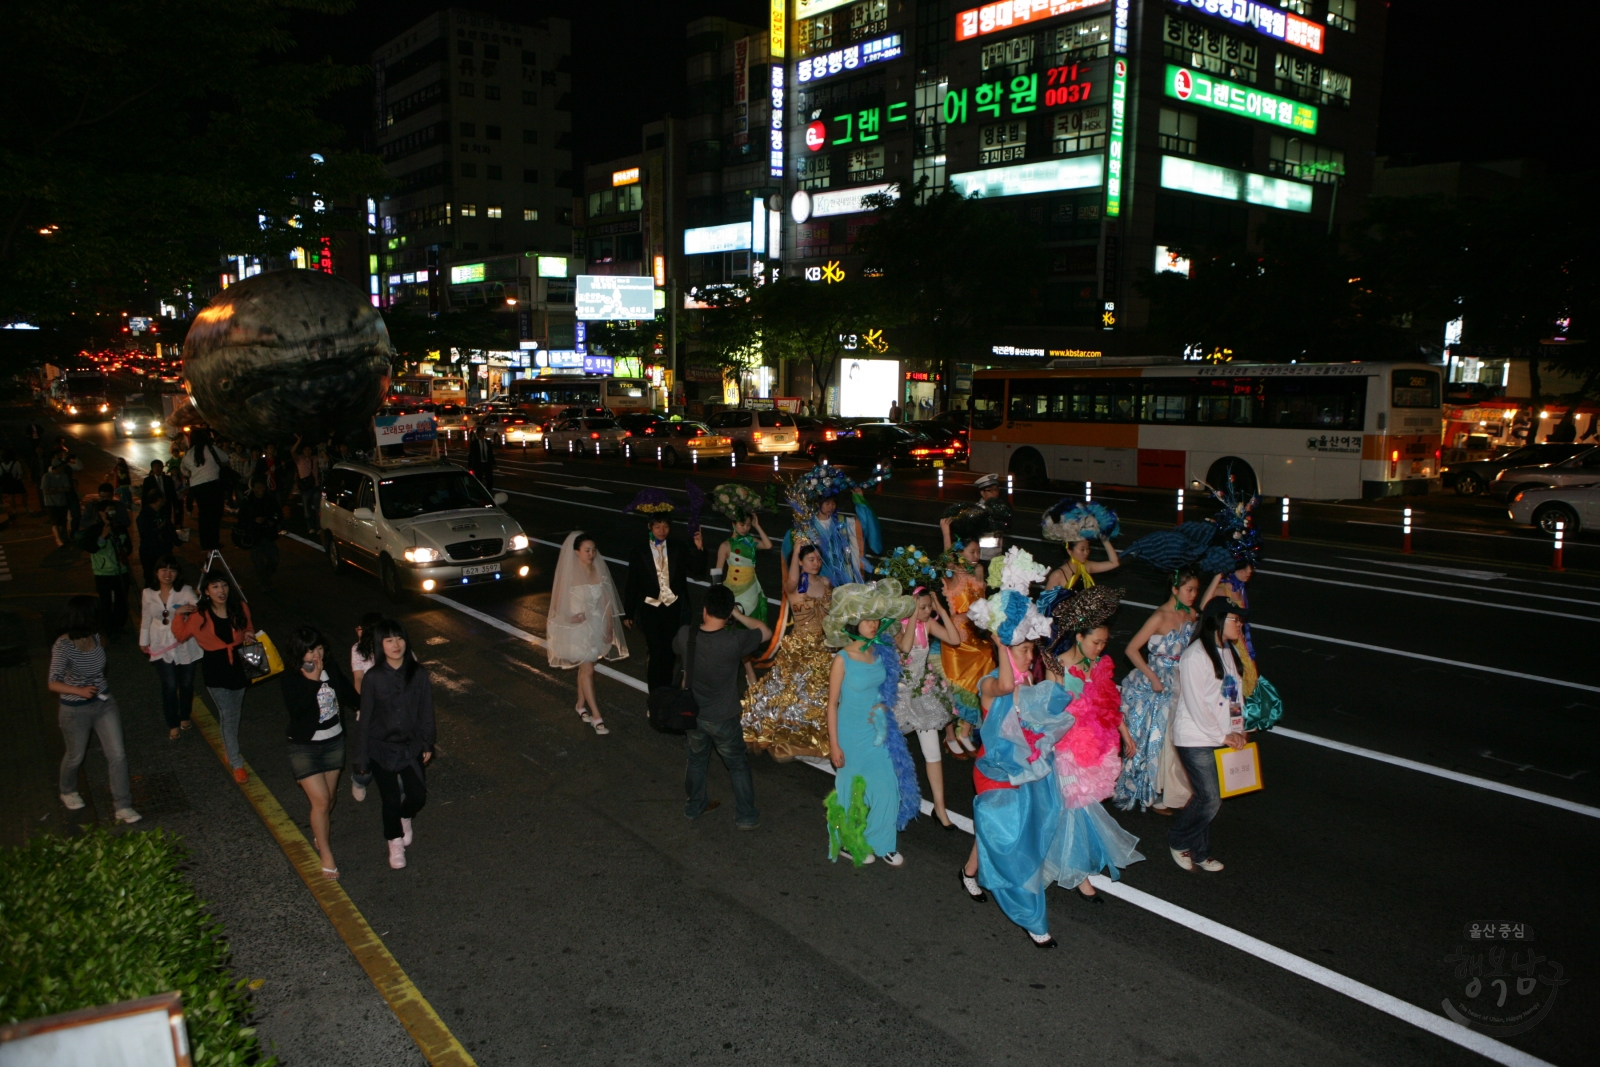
[138,554,203,739]
[1167,597,1249,874]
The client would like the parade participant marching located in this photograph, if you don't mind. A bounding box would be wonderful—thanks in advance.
[878,547,961,828]
[1041,498,1122,591]
[1039,585,1145,902]
[933,534,994,756]
[822,580,920,867]
[548,531,629,735]
[622,489,706,692]
[780,464,883,587]
[710,483,774,686]
[1168,597,1250,873]
[742,540,834,759]
[960,551,1070,947]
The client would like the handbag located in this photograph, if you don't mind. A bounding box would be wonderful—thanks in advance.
[647,626,699,733]
[1214,741,1263,798]
[238,630,286,684]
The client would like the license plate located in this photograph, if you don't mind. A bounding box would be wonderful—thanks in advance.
[462,562,500,576]
[772,435,790,441]
[933,460,945,468]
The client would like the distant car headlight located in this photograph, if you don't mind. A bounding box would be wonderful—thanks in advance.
[67,405,77,414]
[404,546,440,563]
[99,404,109,413]
[509,533,529,551]
[123,421,136,430]
[150,421,161,430]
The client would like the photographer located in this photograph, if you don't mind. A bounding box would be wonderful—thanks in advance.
[80,497,133,637]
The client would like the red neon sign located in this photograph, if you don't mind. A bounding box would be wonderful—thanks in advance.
[955,0,1104,42]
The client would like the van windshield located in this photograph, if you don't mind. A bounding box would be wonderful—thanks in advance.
[379,471,495,518]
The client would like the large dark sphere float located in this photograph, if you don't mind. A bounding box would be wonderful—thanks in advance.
[182,270,393,446]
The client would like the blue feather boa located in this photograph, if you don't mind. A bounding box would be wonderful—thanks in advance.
[873,641,921,830]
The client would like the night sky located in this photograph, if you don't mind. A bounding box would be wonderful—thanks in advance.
[298,1,1588,178]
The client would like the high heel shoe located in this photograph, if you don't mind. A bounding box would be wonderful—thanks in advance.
[1075,885,1104,905]
[936,813,956,831]
[959,867,987,903]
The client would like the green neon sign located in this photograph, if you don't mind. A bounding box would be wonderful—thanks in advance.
[1106,57,1128,217]
[1165,64,1317,134]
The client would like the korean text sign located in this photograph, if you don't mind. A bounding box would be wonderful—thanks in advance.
[575,276,657,321]
[1165,64,1317,133]
[374,412,438,444]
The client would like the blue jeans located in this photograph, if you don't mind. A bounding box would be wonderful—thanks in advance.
[685,716,758,826]
[153,659,196,729]
[208,686,247,769]
[59,697,131,809]
[1169,745,1224,861]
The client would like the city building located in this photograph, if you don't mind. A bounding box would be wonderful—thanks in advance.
[371,9,574,314]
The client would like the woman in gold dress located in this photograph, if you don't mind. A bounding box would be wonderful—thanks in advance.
[934,531,994,757]
[742,540,835,759]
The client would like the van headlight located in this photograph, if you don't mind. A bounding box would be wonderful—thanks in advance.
[404,546,440,563]
[123,421,136,430]
[509,533,529,551]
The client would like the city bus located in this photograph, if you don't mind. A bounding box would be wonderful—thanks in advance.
[390,374,468,429]
[967,359,1443,500]
[505,376,650,425]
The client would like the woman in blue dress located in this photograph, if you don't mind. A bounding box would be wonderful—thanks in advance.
[1113,566,1217,813]
[823,581,919,867]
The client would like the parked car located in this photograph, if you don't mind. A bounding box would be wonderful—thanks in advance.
[114,404,163,439]
[1442,443,1594,496]
[1508,483,1600,535]
[544,416,628,456]
[616,412,671,440]
[906,420,969,462]
[795,416,848,458]
[647,421,735,467]
[816,421,944,470]
[320,458,532,600]
[473,408,542,446]
[1490,446,1600,500]
[704,409,801,458]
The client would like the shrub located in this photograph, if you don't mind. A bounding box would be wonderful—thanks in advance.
[0,828,275,1066]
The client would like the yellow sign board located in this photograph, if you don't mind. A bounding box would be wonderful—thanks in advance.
[771,0,786,57]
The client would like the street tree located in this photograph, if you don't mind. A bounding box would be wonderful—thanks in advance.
[747,277,880,413]
[1,0,389,327]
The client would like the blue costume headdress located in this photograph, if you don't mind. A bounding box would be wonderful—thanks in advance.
[1120,479,1260,574]
[1040,497,1121,543]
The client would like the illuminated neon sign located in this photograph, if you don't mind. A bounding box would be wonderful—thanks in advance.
[1166,64,1317,133]
[449,263,485,285]
[955,0,1105,42]
[1180,0,1324,54]
[950,155,1104,199]
[797,34,903,83]
[1105,57,1127,216]
[1159,155,1312,213]
[943,60,1107,123]
[770,0,786,178]
[611,168,640,186]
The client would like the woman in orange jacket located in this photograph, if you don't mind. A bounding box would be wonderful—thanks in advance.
[171,567,256,781]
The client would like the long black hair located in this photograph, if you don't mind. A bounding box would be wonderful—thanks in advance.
[60,595,101,640]
[190,427,213,466]
[199,567,248,630]
[355,611,384,663]
[289,626,327,669]
[1195,612,1236,681]
[371,616,420,682]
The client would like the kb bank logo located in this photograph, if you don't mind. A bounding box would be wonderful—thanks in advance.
[804,261,846,283]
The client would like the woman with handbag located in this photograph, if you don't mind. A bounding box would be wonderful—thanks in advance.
[50,596,141,824]
[138,555,202,740]
[546,531,628,736]
[353,618,436,870]
[171,567,256,782]
[281,627,358,879]
[1167,597,1250,873]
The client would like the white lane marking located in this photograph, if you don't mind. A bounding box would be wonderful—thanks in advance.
[532,483,611,494]
[1270,558,1600,607]
[1082,875,1557,1067]
[1275,728,1600,820]
[1335,558,1506,581]
[1254,568,1600,622]
[498,489,734,534]
[422,594,646,693]
[1120,598,1600,694]
[1346,518,1591,546]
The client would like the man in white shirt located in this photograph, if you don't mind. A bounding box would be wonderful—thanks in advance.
[623,497,705,690]
[1168,597,1249,873]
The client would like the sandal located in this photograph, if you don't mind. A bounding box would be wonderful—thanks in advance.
[591,720,610,735]
[322,866,340,880]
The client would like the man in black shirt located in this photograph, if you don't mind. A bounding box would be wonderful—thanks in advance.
[623,492,706,690]
[673,585,771,829]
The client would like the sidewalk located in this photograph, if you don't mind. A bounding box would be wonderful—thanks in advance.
[0,409,423,1066]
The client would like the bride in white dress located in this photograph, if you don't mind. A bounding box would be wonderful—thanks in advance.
[547,531,628,734]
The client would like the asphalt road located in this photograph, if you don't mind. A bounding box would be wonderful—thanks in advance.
[28,410,1600,1067]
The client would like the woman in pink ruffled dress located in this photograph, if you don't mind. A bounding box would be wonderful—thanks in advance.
[1040,587,1144,903]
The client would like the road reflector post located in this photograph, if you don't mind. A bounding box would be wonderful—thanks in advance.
[937,467,945,499]
[594,439,600,458]
[1281,496,1290,540]
[625,442,631,463]
[730,451,737,468]
[1007,473,1014,500]
[773,455,779,473]
[656,445,662,468]
[567,439,573,455]
[1554,521,1566,572]
[1403,507,1413,554]
[1085,480,1093,503]
[691,448,698,467]
[1176,487,1185,525]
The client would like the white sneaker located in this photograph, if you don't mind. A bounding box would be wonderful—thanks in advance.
[400,817,413,847]
[1197,857,1224,872]
[388,839,407,869]
[114,808,142,824]
[881,852,905,867]
[1170,847,1195,871]
[60,792,85,810]
[839,849,875,865]
[351,780,366,802]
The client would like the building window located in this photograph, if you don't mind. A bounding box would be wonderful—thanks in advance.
[1279,0,1310,14]
[913,78,946,161]
[1326,0,1356,31]
[460,203,477,217]
[459,82,475,97]
[460,163,477,177]
[523,129,537,144]
[524,168,539,183]
[1268,135,1344,184]
[523,208,539,221]
[911,154,945,203]
[1158,108,1198,155]
[485,125,501,140]
[796,153,832,191]
[487,205,503,218]
[1163,13,1258,84]
[459,121,475,137]
[1274,55,1353,107]
[522,90,537,105]
[1053,107,1107,154]
[487,165,502,180]
[1048,15,1112,61]
[484,85,501,101]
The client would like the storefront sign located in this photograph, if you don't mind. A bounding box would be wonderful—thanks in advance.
[943,60,1107,124]
[797,34,903,83]
[449,263,485,285]
[809,183,898,218]
[1052,348,1104,358]
[992,345,1047,357]
[611,168,640,186]
[804,261,847,283]
[536,255,568,278]
[770,1,786,179]
[1159,155,1312,213]
[575,275,656,320]
[684,222,753,255]
[1178,0,1324,54]
[955,0,1104,41]
[583,355,615,375]
[547,349,584,369]
[1106,56,1128,216]
[951,155,1103,199]
[1166,64,1317,133]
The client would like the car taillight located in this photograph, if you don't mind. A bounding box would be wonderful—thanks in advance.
[624,431,632,437]
[752,431,762,441]
[824,430,836,441]
[590,432,600,439]
[911,448,931,455]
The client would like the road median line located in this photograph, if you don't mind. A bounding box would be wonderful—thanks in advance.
[188,699,477,1067]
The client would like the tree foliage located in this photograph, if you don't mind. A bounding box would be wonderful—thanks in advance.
[1,0,389,325]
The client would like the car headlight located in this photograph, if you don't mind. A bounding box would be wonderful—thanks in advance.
[150,421,161,429]
[67,406,77,414]
[509,533,529,551]
[123,421,136,430]
[404,546,440,563]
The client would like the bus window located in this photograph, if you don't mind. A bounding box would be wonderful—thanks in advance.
[971,379,1005,430]
[1262,380,1365,429]
[1142,380,1193,422]
[1392,370,1440,409]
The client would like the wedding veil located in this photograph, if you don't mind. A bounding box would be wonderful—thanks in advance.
[546,530,628,668]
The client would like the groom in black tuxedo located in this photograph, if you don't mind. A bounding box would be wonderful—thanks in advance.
[624,511,706,690]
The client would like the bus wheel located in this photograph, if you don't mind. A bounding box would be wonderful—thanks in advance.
[1205,457,1258,499]
[1009,449,1047,490]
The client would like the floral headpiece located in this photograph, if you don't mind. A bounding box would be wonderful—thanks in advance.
[710,482,773,522]
[624,487,676,515]
[822,579,917,648]
[966,588,1052,646]
[874,545,938,590]
[1041,498,1121,543]
[985,545,1048,592]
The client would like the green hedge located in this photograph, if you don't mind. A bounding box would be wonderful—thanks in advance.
[0,829,276,1066]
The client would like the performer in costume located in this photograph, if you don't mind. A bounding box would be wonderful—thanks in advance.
[547,531,628,735]
[621,489,705,692]
[710,483,774,685]
[1112,566,1220,813]
[1039,585,1145,902]
[933,535,994,756]
[1197,483,1282,733]
[741,540,834,759]
[1040,497,1122,591]
[959,552,1067,948]
[893,583,962,829]
[779,464,883,587]
[822,580,920,866]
